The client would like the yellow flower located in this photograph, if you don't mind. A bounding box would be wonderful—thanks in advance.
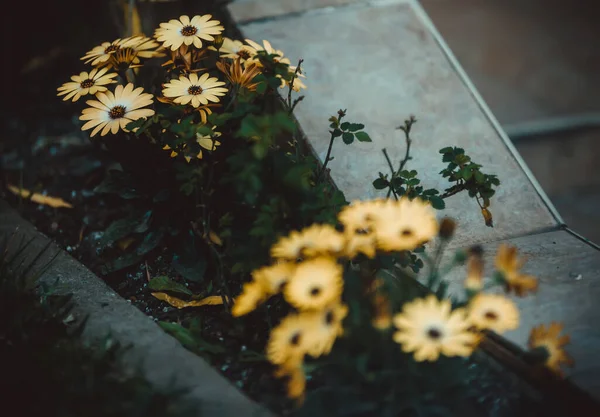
[211,37,257,62]
[216,58,262,92]
[464,252,484,293]
[266,313,317,367]
[245,39,289,65]
[371,292,392,330]
[81,38,129,66]
[196,103,221,124]
[342,232,377,259]
[371,197,439,252]
[467,293,519,334]
[284,257,343,311]
[162,72,228,108]
[123,35,165,59]
[338,199,385,234]
[393,295,477,362]
[253,262,296,295]
[79,83,154,137]
[270,224,346,260]
[528,322,574,375]
[231,280,268,317]
[155,14,224,51]
[495,244,538,296]
[195,129,221,159]
[305,302,348,357]
[57,67,118,102]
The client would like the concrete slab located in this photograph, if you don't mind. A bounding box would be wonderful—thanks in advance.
[425,230,600,399]
[233,0,560,247]
[0,200,272,417]
[228,0,392,23]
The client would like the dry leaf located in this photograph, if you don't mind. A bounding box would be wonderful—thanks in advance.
[151,292,229,309]
[117,237,136,251]
[209,230,223,246]
[481,208,494,228]
[7,185,73,209]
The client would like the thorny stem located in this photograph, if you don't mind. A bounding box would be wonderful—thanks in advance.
[425,239,447,291]
[317,112,345,183]
[287,59,304,113]
[382,148,399,200]
[396,117,415,174]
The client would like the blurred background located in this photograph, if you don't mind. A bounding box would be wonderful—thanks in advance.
[420,0,600,243]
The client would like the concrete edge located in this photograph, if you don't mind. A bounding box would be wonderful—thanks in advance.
[408,0,566,228]
[0,199,273,417]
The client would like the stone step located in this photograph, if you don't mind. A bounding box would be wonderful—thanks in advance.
[229,0,561,248]
[426,230,600,400]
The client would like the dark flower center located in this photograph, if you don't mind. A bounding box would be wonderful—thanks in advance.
[188,85,203,95]
[484,311,498,321]
[238,49,251,59]
[109,105,126,119]
[324,311,335,325]
[290,332,301,346]
[104,44,120,54]
[80,79,95,88]
[401,229,414,237]
[181,25,198,36]
[427,327,442,340]
[309,287,321,297]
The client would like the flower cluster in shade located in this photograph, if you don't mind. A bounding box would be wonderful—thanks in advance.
[56,14,307,142]
[232,197,573,401]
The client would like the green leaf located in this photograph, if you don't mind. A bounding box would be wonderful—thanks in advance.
[100,251,144,275]
[340,121,349,130]
[473,171,485,183]
[172,231,207,283]
[373,178,389,190]
[99,215,143,248]
[342,132,354,144]
[332,129,342,138]
[148,276,193,296]
[136,229,164,255]
[94,170,140,199]
[158,322,197,350]
[429,196,446,210]
[354,131,372,142]
[348,123,364,132]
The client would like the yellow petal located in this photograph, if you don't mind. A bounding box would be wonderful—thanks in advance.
[7,184,73,209]
[151,292,229,309]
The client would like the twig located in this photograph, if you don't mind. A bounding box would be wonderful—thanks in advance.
[381,148,399,200]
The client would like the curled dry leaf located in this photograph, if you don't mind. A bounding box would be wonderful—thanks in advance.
[7,184,73,209]
[151,292,229,309]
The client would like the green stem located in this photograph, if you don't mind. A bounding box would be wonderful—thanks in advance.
[317,121,341,183]
[382,148,399,200]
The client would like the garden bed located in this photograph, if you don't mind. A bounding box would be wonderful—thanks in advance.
[1,1,593,416]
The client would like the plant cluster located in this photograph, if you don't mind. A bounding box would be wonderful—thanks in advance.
[49,10,574,415]
[232,198,573,410]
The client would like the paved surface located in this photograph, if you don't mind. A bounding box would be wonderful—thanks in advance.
[229,0,600,400]
[231,0,560,249]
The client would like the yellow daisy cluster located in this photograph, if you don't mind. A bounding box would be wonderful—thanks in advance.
[232,197,439,400]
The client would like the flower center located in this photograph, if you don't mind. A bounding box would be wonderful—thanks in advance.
[181,25,198,36]
[290,332,301,346]
[188,85,203,95]
[309,287,321,297]
[324,311,334,325]
[238,49,251,59]
[401,229,414,237]
[109,105,126,119]
[80,79,95,88]
[484,310,498,321]
[427,327,442,340]
[104,44,120,54]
